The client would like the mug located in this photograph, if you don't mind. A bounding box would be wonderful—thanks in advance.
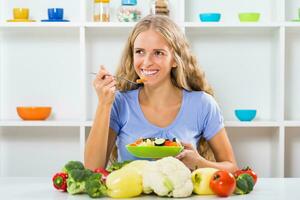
[48,8,64,20]
[13,8,29,20]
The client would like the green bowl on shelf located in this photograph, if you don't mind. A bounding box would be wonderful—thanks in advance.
[126,145,183,159]
[239,13,260,22]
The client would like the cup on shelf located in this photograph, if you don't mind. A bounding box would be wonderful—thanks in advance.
[199,13,221,22]
[41,8,69,22]
[234,109,257,121]
[7,8,35,22]
[13,8,29,20]
[238,12,260,22]
[48,8,64,20]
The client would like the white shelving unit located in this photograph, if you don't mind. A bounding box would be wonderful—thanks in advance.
[0,0,300,178]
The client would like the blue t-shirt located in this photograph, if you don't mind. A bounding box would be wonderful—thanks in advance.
[110,88,224,162]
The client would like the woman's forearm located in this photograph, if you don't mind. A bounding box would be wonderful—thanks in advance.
[84,103,112,170]
[196,157,239,174]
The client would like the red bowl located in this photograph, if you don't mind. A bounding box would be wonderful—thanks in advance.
[16,107,52,120]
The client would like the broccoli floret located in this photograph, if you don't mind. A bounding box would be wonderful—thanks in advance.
[67,169,93,195]
[106,160,131,172]
[62,161,85,174]
[85,173,107,198]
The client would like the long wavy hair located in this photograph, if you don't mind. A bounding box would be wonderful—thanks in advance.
[109,15,216,164]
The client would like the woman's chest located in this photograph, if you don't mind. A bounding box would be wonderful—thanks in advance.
[140,104,181,128]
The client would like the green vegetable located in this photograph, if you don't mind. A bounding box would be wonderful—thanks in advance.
[106,160,131,173]
[62,161,85,174]
[234,173,255,195]
[85,173,107,198]
[67,169,93,195]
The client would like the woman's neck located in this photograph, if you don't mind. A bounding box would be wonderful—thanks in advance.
[139,82,182,108]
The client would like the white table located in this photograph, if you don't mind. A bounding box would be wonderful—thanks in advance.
[0,178,299,199]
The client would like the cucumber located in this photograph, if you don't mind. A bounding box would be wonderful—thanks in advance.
[154,138,166,146]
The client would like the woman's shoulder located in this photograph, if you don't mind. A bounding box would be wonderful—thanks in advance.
[185,90,214,104]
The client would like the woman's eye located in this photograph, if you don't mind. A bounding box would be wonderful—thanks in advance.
[135,50,144,54]
[154,51,164,56]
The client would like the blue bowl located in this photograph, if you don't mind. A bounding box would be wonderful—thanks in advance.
[199,13,221,22]
[235,109,257,121]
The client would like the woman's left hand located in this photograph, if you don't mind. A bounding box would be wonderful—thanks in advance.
[175,142,204,170]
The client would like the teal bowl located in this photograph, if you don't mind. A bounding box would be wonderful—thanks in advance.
[199,13,221,22]
[235,109,257,121]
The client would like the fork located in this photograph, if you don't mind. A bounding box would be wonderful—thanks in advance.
[89,72,139,85]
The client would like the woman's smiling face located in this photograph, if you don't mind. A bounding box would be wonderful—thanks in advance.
[133,29,176,86]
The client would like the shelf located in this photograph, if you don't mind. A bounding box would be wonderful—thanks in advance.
[85,22,136,28]
[285,22,300,27]
[0,120,284,128]
[0,22,81,28]
[225,121,280,127]
[184,22,281,28]
[284,121,300,127]
[2,22,300,29]
[0,120,88,127]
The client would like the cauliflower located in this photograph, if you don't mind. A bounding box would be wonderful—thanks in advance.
[142,157,193,198]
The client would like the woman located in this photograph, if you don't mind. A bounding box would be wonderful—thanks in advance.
[84,15,238,173]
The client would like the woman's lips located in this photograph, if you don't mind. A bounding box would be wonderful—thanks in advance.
[141,69,159,77]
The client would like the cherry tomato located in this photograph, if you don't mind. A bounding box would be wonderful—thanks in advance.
[234,166,257,184]
[210,170,236,197]
[164,141,179,146]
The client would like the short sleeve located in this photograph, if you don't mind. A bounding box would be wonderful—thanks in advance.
[201,94,224,141]
[110,92,123,135]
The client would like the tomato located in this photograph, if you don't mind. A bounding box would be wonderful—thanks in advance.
[210,170,236,197]
[94,167,110,182]
[234,166,257,184]
[164,141,179,146]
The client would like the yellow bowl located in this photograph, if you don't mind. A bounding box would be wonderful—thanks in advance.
[16,107,52,120]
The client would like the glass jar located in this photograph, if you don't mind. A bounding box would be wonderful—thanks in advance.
[117,0,141,22]
[94,0,110,22]
[150,0,169,16]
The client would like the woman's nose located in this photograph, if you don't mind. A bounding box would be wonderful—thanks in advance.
[143,53,153,67]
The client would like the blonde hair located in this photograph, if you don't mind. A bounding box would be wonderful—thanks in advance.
[110,15,216,163]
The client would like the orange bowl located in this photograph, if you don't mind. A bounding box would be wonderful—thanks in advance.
[16,107,52,120]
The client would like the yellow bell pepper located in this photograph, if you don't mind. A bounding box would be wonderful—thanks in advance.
[191,168,218,195]
[106,167,143,198]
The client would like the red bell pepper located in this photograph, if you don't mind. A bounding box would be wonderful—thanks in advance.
[94,167,110,182]
[52,172,68,192]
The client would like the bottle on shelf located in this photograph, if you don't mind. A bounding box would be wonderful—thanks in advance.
[94,0,110,22]
[117,0,141,22]
[150,0,169,16]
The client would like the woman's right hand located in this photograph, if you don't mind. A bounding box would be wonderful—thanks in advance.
[93,65,117,106]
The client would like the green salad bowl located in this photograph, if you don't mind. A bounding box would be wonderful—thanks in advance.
[239,13,260,22]
[126,145,184,159]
